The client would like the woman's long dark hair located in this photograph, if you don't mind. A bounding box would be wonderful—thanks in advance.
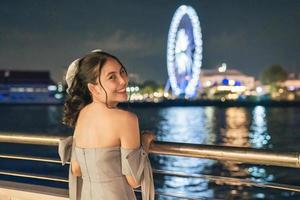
[62,51,127,128]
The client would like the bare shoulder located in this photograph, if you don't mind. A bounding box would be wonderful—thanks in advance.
[113,109,140,149]
[113,109,139,125]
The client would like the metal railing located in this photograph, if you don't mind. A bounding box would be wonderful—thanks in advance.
[151,141,300,168]
[0,132,300,198]
[1,132,299,168]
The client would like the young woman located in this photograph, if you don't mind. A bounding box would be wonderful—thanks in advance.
[58,50,155,200]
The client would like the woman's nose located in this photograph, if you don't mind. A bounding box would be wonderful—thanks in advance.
[119,76,127,86]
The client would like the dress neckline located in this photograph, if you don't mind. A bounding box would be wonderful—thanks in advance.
[75,146,141,151]
[75,146,120,150]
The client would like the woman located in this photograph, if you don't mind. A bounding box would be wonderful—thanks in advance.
[58,50,155,200]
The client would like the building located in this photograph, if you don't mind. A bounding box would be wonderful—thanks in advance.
[284,73,300,91]
[0,70,62,104]
[199,64,256,99]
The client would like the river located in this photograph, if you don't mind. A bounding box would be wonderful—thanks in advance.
[0,105,299,199]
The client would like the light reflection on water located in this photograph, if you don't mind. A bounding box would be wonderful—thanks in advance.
[217,107,274,199]
[249,106,271,149]
[148,106,298,199]
[0,105,300,199]
[157,107,216,144]
[222,107,250,147]
[248,106,274,183]
[153,107,216,199]
[219,107,250,185]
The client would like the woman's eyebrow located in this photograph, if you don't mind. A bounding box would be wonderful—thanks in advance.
[106,71,117,77]
[106,67,123,76]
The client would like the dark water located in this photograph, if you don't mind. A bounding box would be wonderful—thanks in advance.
[0,105,300,199]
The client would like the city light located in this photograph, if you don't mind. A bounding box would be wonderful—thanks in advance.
[55,93,63,99]
[205,81,212,87]
[48,85,57,91]
[216,85,246,93]
[57,82,63,92]
[229,79,235,86]
[218,63,227,73]
[256,87,263,94]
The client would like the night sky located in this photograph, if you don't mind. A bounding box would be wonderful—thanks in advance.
[0,0,299,84]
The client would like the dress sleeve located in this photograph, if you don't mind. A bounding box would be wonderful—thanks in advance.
[121,147,155,200]
[58,136,73,165]
[58,136,82,200]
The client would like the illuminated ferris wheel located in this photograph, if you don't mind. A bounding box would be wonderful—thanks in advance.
[165,5,203,98]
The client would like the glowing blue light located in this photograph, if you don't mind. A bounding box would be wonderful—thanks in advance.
[234,81,241,86]
[222,79,229,85]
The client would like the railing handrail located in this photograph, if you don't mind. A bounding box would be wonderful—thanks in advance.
[0,132,61,146]
[151,141,300,168]
[0,132,299,168]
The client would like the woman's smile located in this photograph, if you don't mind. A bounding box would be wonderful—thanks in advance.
[116,88,126,93]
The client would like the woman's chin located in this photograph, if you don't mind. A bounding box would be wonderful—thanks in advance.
[115,93,128,102]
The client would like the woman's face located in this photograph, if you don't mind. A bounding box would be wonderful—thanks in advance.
[97,58,128,105]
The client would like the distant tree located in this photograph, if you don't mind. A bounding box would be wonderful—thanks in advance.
[142,80,158,88]
[141,80,157,95]
[140,80,164,95]
[142,86,154,95]
[260,65,288,85]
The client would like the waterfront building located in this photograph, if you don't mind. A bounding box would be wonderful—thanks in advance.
[256,73,300,100]
[284,73,300,91]
[199,63,256,99]
[276,73,300,100]
[0,70,63,104]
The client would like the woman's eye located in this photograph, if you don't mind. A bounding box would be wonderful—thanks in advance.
[109,75,116,80]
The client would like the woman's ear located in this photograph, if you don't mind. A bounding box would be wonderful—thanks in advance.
[87,83,99,96]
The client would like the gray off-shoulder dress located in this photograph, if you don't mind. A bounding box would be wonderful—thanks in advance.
[58,136,155,200]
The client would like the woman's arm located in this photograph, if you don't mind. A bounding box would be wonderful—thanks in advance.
[120,111,141,188]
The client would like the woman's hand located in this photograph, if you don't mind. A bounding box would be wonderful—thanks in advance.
[141,130,155,153]
[71,159,82,177]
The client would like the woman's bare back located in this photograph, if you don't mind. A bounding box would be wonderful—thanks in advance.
[74,103,139,149]
[71,102,141,188]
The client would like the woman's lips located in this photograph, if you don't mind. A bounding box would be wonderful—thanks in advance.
[116,88,126,93]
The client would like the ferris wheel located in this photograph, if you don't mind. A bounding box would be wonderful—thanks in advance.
[165,5,203,98]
